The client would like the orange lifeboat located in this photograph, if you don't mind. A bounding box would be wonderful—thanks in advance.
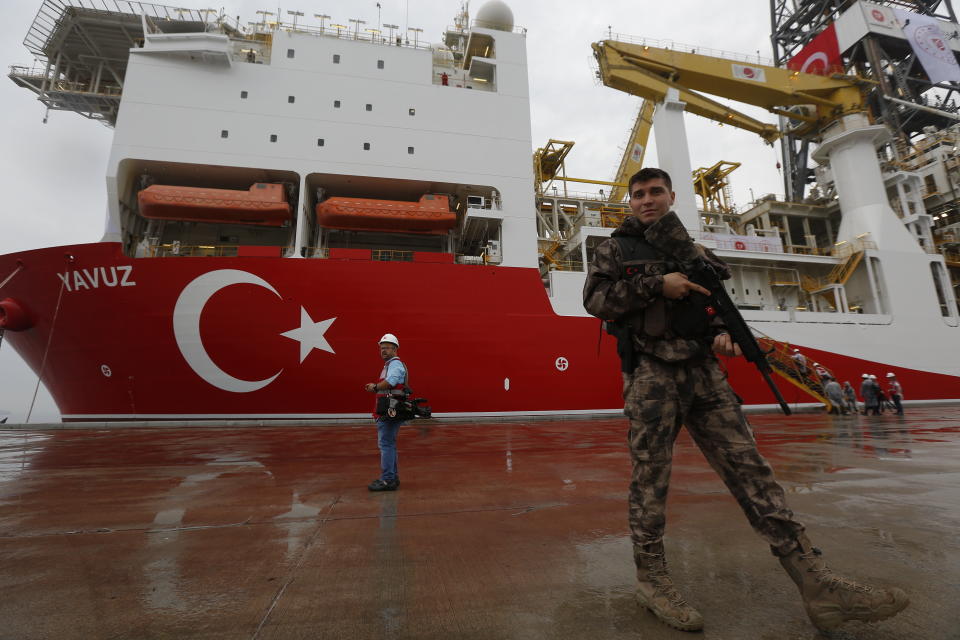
[315,194,456,234]
[138,183,291,227]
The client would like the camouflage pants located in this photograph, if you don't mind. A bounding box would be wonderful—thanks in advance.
[623,354,805,558]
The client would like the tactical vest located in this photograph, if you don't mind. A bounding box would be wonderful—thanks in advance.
[607,235,715,371]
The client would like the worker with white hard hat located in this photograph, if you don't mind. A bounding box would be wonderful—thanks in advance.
[364,332,408,491]
[791,348,808,377]
[886,372,905,415]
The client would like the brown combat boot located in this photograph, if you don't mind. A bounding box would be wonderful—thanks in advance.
[634,546,704,632]
[779,535,909,630]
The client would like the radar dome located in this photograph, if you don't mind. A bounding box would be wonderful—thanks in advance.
[475,0,514,31]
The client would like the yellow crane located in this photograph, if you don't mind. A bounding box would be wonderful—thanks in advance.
[591,39,867,142]
[608,100,656,202]
[693,160,741,215]
[533,139,629,197]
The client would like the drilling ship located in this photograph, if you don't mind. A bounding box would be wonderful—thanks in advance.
[1,0,958,421]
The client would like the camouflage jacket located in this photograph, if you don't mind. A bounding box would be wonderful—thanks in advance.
[583,212,729,362]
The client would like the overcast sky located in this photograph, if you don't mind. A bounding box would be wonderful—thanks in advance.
[0,0,783,422]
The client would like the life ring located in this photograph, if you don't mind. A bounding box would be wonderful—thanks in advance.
[0,298,31,331]
[734,240,746,250]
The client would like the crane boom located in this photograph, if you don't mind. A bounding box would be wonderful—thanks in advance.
[592,40,867,141]
[609,100,655,202]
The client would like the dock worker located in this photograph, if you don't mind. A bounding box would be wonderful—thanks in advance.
[364,333,408,491]
[813,362,828,380]
[583,167,908,633]
[824,376,844,414]
[886,373,904,415]
[791,349,808,376]
[842,381,858,415]
[874,375,890,413]
[861,373,880,415]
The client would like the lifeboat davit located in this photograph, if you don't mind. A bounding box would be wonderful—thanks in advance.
[316,194,456,234]
[137,183,291,227]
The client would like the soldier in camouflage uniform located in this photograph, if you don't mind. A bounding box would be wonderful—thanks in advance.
[583,167,908,633]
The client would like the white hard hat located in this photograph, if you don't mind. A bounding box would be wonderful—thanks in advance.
[869,374,877,379]
[813,362,819,366]
[378,333,399,347]
[793,349,799,353]
[886,372,896,377]
[861,373,869,378]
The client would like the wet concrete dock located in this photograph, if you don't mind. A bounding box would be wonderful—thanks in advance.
[1,409,958,639]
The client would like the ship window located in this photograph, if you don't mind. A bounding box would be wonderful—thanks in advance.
[408,146,414,154]
[334,100,341,108]
[288,96,295,104]
[366,104,373,111]
[931,262,953,317]
[317,138,325,146]
[287,49,295,59]
[409,108,415,116]
[868,257,889,314]
[363,142,371,150]
[270,134,278,142]
[333,54,340,63]
[221,130,228,138]
[377,59,384,69]
[240,90,248,99]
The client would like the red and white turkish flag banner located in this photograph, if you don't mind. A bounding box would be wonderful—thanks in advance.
[787,23,842,76]
[893,8,960,85]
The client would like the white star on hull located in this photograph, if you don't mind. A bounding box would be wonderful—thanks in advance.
[280,307,336,362]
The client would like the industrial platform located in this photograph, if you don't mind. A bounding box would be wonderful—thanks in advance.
[1,409,958,639]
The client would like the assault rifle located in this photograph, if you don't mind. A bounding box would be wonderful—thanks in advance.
[685,257,792,415]
[644,211,791,415]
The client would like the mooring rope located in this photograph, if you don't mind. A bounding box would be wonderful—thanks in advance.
[0,263,23,291]
[25,274,67,424]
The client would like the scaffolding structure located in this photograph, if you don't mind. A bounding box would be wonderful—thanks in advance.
[770,0,960,201]
[7,0,232,125]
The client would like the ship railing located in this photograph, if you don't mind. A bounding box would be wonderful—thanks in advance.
[604,33,774,67]
[147,244,240,257]
[757,336,832,410]
[23,0,237,58]
[539,188,618,202]
[372,249,414,262]
[243,20,432,51]
[547,260,584,272]
[300,247,328,258]
[9,62,123,95]
[467,20,527,35]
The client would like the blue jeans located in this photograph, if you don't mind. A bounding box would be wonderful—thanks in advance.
[376,418,404,482]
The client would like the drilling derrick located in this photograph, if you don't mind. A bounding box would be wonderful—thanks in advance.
[770,0,960,202]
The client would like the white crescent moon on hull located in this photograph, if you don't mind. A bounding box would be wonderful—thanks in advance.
[174,269,283,393]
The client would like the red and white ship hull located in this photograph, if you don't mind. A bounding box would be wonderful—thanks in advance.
[2,243,957,422]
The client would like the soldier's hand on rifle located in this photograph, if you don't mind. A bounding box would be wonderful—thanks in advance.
[713,333,743,357]
[662,272,711,300]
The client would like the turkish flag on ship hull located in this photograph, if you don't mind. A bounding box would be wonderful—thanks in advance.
[787,23,843,76]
